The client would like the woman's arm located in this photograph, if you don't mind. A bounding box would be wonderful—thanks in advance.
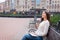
[35,20,41,29]
[35,22,50,36]
[35,23,39,29]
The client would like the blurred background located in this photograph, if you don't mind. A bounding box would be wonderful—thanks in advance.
[0,0,60,40]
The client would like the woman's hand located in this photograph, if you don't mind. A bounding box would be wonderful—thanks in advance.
[35,23,39,29]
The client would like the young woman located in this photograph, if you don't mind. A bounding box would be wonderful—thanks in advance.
[22,11,50,40]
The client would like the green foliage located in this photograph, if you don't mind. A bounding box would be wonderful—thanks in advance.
[0,12,22,16]
[50,14,60,24]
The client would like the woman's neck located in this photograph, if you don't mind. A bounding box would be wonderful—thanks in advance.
[44,18,47,21]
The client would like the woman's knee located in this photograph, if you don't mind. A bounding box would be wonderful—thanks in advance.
[38,36,43,40]
[21,34,30,40]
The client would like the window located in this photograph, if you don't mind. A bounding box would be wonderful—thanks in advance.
[25,4,27,8]
[52,4,54,8]
[0,6,1,10]
[55,1,57,3]
[47,1,49,3]
[57,4,59,8]
[32,0,35,2]
[55,4,56,9]
[42,7,44,9]
[8,0,10,6]
[28,6,29,8]
[49,0,51,4]
[23,6,24,8]
[17,0,19,5]
[52,1,54,3]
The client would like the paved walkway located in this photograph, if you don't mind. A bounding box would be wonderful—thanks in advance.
[0,17,36,40]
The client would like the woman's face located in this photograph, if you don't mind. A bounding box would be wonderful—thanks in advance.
[42,11,47,19]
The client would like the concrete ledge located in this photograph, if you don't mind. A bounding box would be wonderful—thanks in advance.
[0,15,41,18]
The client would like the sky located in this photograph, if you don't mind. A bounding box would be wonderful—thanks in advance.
[0,0,5,3]
[36,0,40,5]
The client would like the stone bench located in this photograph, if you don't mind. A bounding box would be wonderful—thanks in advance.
[46,27,60,40]
[28,20,60,40]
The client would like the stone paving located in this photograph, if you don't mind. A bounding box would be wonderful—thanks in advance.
[0,17,60,40]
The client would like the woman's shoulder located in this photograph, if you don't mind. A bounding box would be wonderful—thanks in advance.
[43,20,50,25]
[40,20,50,25]
[45,20,50,26]
[44,20,49,23]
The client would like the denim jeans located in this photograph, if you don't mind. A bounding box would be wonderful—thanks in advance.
[22,34,43,40]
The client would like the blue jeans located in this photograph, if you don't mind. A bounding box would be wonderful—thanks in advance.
[22,34,43,40]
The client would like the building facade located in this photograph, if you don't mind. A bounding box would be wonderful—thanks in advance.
[15,0,36,12]
[46,0,60,12]
[40,0,60,12]
[36,4,40,9]
[4,0,10,12]
[0,2,4,13]
[4,0,36,13]
[40,0,46,9]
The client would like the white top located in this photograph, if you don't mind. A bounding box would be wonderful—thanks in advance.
[30,20,50,36]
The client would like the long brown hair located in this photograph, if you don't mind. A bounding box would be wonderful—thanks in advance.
[41,11,50,37]
[41,11,50,22]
